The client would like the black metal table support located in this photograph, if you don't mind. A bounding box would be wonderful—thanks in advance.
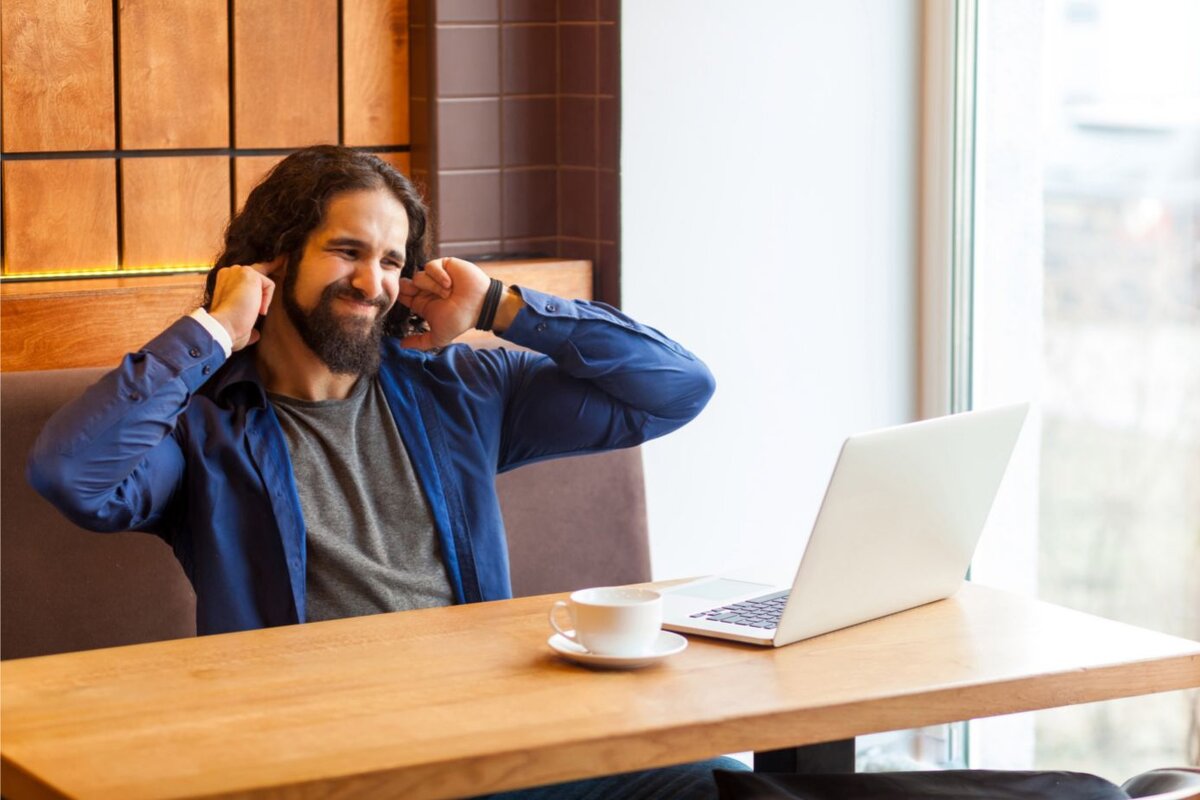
[753,738,855,774]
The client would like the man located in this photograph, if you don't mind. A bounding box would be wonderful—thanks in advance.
[29,146,744,797]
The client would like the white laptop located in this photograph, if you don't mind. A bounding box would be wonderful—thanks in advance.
[661,403,1029,646]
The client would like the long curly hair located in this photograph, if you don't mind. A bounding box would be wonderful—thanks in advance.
[203,145,429,339]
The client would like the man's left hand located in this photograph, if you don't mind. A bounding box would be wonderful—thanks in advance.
[397,257,491,350]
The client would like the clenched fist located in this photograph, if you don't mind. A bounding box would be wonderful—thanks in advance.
[396,257,492,350]
[208,258,282,351]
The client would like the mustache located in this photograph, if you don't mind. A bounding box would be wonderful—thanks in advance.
[323,281,389,311]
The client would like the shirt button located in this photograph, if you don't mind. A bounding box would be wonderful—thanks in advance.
[535,322,547,333]
[188,347,201,358]
[545,302,557,313]
[129,391,141,402]
[202,365,212,376]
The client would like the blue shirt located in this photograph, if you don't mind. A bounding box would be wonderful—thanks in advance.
[28,288,715,636]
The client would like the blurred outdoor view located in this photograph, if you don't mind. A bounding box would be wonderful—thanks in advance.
[1034,0,1199,780]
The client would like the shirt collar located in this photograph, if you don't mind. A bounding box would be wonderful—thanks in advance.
[209,338,429,408]
[209,347,269,408]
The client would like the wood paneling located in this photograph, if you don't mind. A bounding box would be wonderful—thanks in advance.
[2,160,117,274]
[233,0,339,148]
[1,0,115,152]
[119,0,229,149]
[2,0,414,281]
[0,259,590,371]
[343,0,410,146]
[121,157,230,269]
[0,274,205,371]
[235,153,413,213]
[234,155,285,212]
[378,151,413,177]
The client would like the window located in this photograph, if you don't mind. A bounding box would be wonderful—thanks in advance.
[969,0,1200,779]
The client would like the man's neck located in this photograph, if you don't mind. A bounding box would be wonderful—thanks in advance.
[255,314,362,402]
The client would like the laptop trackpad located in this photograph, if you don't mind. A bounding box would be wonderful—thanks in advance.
[667,578,776,604]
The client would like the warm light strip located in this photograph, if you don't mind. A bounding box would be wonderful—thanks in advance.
[0,265,211,283]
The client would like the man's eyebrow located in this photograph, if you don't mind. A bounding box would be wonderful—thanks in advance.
[324,236,405,262]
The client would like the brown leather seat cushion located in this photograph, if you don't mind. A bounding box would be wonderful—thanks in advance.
[1,368,650,659]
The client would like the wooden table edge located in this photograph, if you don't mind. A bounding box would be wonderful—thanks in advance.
[245,651,1200,800]
[3,583,1199,799]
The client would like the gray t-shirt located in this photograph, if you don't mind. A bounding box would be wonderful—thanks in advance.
[270,377,454,622]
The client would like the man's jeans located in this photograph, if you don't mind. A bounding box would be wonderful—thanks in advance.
[474,756,750,800]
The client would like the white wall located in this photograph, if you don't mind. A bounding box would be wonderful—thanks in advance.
[621,1,920,581]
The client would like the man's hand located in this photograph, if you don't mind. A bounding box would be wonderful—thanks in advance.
[208,259,281,351]
[397,257,492,350]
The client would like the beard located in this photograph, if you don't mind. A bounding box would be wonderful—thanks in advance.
[281,268,390,376]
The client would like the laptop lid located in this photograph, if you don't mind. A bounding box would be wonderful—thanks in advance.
[662,403,1029,647]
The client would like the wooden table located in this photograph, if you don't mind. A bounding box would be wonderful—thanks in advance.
[2,583,1198,799]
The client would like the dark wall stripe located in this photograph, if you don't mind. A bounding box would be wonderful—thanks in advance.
[228,0,237,216]
[115,156,125,267]
[0,266,209,284]
[1,145,412,161]
[112,0,122,150]
[227,0,236,147]
[113,0,124,267]
[229,156,237,219]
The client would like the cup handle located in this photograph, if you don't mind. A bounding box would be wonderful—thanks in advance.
[549,600,578,643]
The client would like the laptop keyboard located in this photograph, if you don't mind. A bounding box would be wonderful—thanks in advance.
[689,589,790,630]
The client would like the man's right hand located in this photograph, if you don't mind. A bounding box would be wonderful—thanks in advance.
[207,259,281,351]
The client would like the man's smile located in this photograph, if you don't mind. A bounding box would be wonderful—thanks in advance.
[330,286,390,320]
[337,295,382,316]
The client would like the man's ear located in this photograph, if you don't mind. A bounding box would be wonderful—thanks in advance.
[266,254,288,278]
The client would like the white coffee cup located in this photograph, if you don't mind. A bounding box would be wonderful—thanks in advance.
[549,586,663,657]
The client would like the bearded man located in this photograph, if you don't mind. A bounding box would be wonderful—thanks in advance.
[29,145,744,798]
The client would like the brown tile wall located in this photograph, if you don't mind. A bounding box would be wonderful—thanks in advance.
[410,0,620,305]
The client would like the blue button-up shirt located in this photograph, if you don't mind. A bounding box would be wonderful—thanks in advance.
[28,288,715,635]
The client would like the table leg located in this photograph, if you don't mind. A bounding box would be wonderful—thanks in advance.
[753,738,855,774]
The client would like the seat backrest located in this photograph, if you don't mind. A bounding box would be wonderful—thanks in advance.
[1,368,198,660]
[499,449,651,597]
[1,367,651,659]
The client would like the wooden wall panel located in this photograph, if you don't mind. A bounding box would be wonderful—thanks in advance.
[2,0,413,281]
[119,0,229,149]
[343,0,410,146]
[2,160,117,274]
[122,157,230,268]
[0,275,205,371]
[234,0,339,148]
[234,155,285,212]
[1,0,115,152]
[235,153,414,216]
[378,152,413,177]
[0,260,589,371]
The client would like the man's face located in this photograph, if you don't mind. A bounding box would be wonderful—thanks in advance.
[280,187,409,375]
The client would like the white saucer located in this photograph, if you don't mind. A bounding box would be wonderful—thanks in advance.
[548,630,688,669]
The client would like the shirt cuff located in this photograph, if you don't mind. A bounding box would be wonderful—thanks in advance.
[189,308,233,358]
[499,286,580,354]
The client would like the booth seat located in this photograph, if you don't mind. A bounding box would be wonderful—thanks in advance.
[1,367,652,660]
